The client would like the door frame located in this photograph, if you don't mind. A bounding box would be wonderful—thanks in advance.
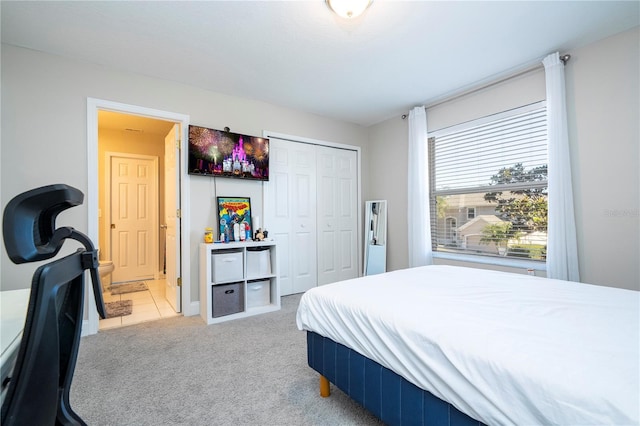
[85,98,191,336]
[262,131,363,284]
[105,151,159,283]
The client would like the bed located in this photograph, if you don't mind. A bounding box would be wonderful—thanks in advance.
[296,265,639,425]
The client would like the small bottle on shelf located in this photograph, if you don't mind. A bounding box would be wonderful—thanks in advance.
[204,227,213,243]
[233,223,240,242]
[239,223,246,241]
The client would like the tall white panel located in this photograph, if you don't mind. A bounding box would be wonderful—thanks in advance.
[274,233,291,295]
[266,138,317,295]
[266,139,358,294]
[290,143,317,293]
[317,146,358,285]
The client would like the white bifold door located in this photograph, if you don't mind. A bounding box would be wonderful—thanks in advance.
[266,138,358,296]
[267,141,317,296]
[316,145,358,285]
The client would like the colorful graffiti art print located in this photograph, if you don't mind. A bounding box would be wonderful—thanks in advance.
[217,197,252,241]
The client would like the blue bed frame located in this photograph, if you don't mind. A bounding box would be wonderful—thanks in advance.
[306,331,485,426]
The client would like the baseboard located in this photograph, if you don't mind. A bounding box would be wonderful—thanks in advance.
[185,301,200,317]
[81,319,94,337]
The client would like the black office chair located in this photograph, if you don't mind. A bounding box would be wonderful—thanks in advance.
[1,184,106,426]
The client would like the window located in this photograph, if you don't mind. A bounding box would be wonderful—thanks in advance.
[467,207,476,220]
[429,102,547,262]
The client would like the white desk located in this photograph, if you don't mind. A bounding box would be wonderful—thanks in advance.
[1,289,30,404]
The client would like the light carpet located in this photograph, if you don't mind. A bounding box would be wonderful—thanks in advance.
[72,294,383,425]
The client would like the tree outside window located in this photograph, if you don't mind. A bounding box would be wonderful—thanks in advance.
[429,102,548,262]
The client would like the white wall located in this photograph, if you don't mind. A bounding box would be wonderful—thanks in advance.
[566,27,639,290]
[366,27,639,290]
[365,116,409,271]
[1,45,369,305]
[426,68,546,131]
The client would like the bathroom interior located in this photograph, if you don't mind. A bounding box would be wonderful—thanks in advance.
[96,110,179,329]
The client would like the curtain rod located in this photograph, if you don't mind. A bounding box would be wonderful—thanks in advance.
[401,54,571,119]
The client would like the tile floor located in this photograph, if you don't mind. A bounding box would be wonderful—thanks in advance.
[99,277,179,330]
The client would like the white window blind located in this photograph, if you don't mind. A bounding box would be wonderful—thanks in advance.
[429,102,548,261]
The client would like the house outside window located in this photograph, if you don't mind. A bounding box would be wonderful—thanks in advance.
[429,101,548,262]
[444,217,457,245]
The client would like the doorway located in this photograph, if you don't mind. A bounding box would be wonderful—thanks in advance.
[85,98,190,335]
[98,112,176,330]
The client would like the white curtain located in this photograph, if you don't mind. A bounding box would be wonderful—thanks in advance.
[407,106,433,267]
[543,52,580,281]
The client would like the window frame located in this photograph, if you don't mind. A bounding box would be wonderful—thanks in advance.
[467,207,476,220]
[428,101,548,271]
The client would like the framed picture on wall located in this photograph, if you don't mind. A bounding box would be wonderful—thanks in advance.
[217,197,252,241]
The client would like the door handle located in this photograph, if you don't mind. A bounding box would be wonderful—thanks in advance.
[160,224,167,229]
[111,224,116,229]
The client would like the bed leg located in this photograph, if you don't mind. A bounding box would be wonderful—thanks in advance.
[319,375,330,397]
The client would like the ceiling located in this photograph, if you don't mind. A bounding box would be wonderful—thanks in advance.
[2,1,638,127]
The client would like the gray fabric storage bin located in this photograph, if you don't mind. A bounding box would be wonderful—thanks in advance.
[212,282,244,317]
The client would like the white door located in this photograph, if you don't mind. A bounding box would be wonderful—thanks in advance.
[164,124,181,312]
[266,138,317,295]
[110,155,158,283]
[317,146,358,285]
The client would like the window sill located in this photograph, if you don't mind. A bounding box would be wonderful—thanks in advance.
[433,252,547,271]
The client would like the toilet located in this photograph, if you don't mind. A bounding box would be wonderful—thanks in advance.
[98,260,115,292]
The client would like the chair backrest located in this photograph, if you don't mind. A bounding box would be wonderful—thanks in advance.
[1,184,106,426]
[3,184,83,264]
[1,251,87,425]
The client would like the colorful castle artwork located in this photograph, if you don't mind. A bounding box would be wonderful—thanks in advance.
[188,125,269,181]
[222,137,256,176]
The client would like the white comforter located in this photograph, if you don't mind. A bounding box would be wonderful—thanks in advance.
[296,265,639,425]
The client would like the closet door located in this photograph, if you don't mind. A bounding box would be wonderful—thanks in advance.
[266,138,317,295]
[317,146,358,285]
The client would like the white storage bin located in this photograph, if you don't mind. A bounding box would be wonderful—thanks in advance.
[211,250,243,283]
[246,247,271,278]
[247,280,271,308]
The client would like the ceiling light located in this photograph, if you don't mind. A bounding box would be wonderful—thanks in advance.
[326,0,373,19]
